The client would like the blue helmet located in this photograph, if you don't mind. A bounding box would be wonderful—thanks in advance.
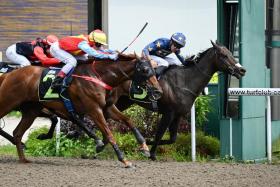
[171,33,186,47]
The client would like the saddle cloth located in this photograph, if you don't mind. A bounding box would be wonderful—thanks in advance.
[38,67,61,101]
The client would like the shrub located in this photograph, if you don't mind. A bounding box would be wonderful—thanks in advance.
[25,127,219,161]
[170,131,220,161]
[194,95,212,128]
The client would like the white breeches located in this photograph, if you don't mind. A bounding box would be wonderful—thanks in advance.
[150,55,182,67]
[6,44,31,67]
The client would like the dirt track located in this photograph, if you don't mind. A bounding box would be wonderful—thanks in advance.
[0,156,280,187]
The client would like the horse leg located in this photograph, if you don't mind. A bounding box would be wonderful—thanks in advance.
[0,91,27,146]
[0,127,16,144]
[147,116,181,145]
[66,113,104,152]
[13,105,41,163]
[37,114,58,140]
[149,111,175,160]
[88,107,132,168]
[105,105,150,157]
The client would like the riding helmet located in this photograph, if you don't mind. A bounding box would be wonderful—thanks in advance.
[171,33,186,47]
[89,29,108,45]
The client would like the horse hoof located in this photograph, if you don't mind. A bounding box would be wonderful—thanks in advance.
[139,148,150,157]
[142,150,151,158]
[96,145,105,153]
[37,134,49,140]
[122,160,133,168]
[37,134,47,140]
[149,154,157,161]
[19,159,31,163]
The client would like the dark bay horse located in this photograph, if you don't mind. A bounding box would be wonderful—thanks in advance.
[0,54,162,167]
[92,41,246,160]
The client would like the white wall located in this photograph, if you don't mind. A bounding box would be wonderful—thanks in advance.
[108,0,217,57]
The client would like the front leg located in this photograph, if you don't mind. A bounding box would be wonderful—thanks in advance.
[88,107,132,168]
[105,104,150,157]
[37,115,57,140]
[147,115,181,145]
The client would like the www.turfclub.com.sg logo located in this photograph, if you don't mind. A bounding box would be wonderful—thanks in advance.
[228,88,280,96]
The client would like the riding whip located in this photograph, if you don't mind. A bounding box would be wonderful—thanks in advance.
[120,22,148,54]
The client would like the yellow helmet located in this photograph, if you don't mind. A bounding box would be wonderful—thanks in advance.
[89,29,107,45]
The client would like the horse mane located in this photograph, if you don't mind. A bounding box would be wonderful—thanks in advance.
[194,47,213,63]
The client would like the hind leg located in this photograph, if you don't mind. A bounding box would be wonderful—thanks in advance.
[150,111,175,160]
[105,105,150,157]
[0,93,26,145]
[13,105,42,163]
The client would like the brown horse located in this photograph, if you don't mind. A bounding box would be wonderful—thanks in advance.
[0,54,162,167]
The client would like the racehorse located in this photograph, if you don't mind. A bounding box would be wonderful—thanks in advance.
[0,54,162,167]
[115,41,246,160]
[38,41,246,160]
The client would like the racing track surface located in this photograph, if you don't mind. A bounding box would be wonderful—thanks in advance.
[0,156,280,187]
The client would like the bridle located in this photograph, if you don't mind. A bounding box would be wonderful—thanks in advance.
[194,47,241,79]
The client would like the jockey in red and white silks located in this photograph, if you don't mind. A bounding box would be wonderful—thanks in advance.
[50,29,118,88]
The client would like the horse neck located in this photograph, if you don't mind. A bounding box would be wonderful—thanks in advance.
[93,59,136,87]
[191,49,218,94]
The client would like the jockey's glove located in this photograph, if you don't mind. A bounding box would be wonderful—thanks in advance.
[109,53,118,61]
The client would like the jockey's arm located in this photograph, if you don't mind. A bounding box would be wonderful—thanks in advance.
[78,41,112,59]
[142,45,153,61]
[33,46,60,66]
[175,51,188,66]
[99,48,116,54]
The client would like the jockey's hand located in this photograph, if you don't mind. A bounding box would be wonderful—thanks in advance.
[150,60,158,68]
[109,53,118,61]
[32,61,42,66]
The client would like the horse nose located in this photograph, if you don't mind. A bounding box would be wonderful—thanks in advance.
[240,67,246,75]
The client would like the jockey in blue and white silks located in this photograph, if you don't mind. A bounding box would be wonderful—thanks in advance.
[142,33,188,76]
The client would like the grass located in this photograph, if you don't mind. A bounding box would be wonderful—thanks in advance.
[0,145,17,156]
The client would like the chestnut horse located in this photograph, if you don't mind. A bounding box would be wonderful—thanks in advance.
[0,54,162,167]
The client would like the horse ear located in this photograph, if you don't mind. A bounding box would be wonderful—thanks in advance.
[211,40,222,52]
[211,40,218,48]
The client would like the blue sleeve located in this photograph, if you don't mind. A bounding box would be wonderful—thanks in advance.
[175,50,186,65]
[142,40,158,57]
[100,48,115,54]
[78,41,110,59]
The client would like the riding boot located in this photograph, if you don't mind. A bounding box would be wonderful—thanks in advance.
[51,71,66,90]
[155,66,168,78]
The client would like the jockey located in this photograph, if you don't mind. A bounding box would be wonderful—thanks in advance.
[5,35,60,67]
[50,29,118,89]
[142,32,188,77]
